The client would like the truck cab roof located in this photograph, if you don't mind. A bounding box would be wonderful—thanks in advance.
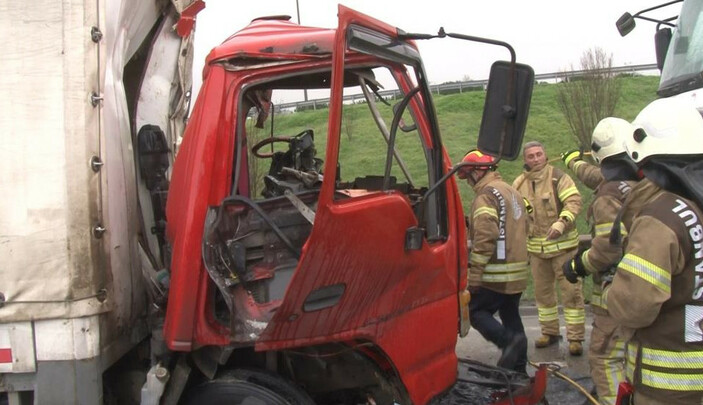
[205,16,336,68]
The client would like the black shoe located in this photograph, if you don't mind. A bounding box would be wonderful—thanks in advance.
[497,333,527,370]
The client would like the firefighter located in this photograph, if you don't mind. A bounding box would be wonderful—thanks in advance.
[604,97,703,405]
[459,150,529,373]
[513,141,586,355]
[560,117,640,405]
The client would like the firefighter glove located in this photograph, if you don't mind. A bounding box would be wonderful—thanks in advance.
[563,260,579,283]
[561,149,582,166]
[546,220,565,240]
[562,251,587,284]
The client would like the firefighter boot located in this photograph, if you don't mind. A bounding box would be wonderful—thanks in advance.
[534,334,560,348]
[569,340,583,356]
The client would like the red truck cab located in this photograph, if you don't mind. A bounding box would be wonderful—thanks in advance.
[163,5,532,404]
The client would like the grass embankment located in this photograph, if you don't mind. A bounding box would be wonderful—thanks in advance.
[266,75,660,302]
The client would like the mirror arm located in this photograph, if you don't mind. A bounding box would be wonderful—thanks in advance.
[656,16,679,30]
[399,28,516,65]
[635,14,677,27]
[445,32,515,65]
[396,29,526,163]
[420,161,485,202]
[414,161,488,236]
[633,0,682,16]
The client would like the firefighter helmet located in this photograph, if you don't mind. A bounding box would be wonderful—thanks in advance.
[590,117,634,164]
[457,150,496,179]
[627,97,703,163]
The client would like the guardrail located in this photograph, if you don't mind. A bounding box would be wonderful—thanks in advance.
[275,63,658,112]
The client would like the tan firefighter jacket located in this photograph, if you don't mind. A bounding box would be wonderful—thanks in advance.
[568,159,603,190]
[604,179,703,403]
[513,164,582,258]
[468,171,529,295]
[567,159,634,314]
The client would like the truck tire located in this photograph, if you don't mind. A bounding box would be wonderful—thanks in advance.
[182,379,290,405]
[183,368,314,405]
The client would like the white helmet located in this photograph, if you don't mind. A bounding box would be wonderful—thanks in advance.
[627,97,703,163]
[591,117,634,163]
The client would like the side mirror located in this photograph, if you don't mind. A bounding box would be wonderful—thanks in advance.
[477,61,534,161]
[655,28,672,71]
[616,12,636,37]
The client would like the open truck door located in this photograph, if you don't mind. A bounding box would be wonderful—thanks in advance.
[254,6,464,404]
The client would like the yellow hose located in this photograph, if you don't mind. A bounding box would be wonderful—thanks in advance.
[528,360,600,405]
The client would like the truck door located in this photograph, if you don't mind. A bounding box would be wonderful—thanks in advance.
[258,6,464,403]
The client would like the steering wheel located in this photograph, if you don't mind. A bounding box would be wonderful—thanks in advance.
[251,136,292,158]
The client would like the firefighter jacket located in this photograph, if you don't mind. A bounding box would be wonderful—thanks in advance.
[567,159,634,314]
[468,171,529,295]
[513,164,582,258]
[567,158,603,190]
[604,179,703,403]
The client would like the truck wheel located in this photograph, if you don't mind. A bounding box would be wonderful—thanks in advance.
[183,368,314,405]
[182,379,290,405]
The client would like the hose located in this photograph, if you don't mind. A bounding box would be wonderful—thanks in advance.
[528,360,600,405]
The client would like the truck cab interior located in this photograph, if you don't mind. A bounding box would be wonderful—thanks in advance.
[201,64,444,343]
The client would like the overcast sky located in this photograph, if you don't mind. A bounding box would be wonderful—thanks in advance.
[192,0,670,99]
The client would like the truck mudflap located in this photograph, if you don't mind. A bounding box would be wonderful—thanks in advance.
[432,359,547,405]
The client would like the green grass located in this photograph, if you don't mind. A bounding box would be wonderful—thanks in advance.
[256,75,659,301]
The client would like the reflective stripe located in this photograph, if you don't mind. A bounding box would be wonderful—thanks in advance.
[527,230,580,253]
[641,347,703,369]
[604,339,626,405]
[485,262,529,272]
[582,250,598,274]
[560,210,576,222]
[481,262,529,283]
[563,308,585,324]
[591,290,606,309]
[572,160,587,170]
[641,369,703,390]
[469,251,491,265]
[473,206,498,220]
[594,222,627,237]
[558,186,579,201]
[627,344,703,391]
[600,395,617,405]
[626,344,636,381]
[481,271,528,283]
[595,223,611,236]
[538,306,559,322]
[618,254,671,294]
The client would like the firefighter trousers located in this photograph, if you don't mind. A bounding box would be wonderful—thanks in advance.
[529,249,585,341]
[589,312,625,405]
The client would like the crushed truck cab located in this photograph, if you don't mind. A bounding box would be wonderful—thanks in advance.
[166,8,467,403]
[1,3,538,404]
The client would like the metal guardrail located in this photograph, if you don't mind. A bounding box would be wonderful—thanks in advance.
[275,63,658,112]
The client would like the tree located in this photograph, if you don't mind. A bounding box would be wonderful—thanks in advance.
[556,47,621,151]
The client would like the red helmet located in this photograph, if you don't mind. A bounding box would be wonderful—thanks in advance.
[457,150,496,179]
